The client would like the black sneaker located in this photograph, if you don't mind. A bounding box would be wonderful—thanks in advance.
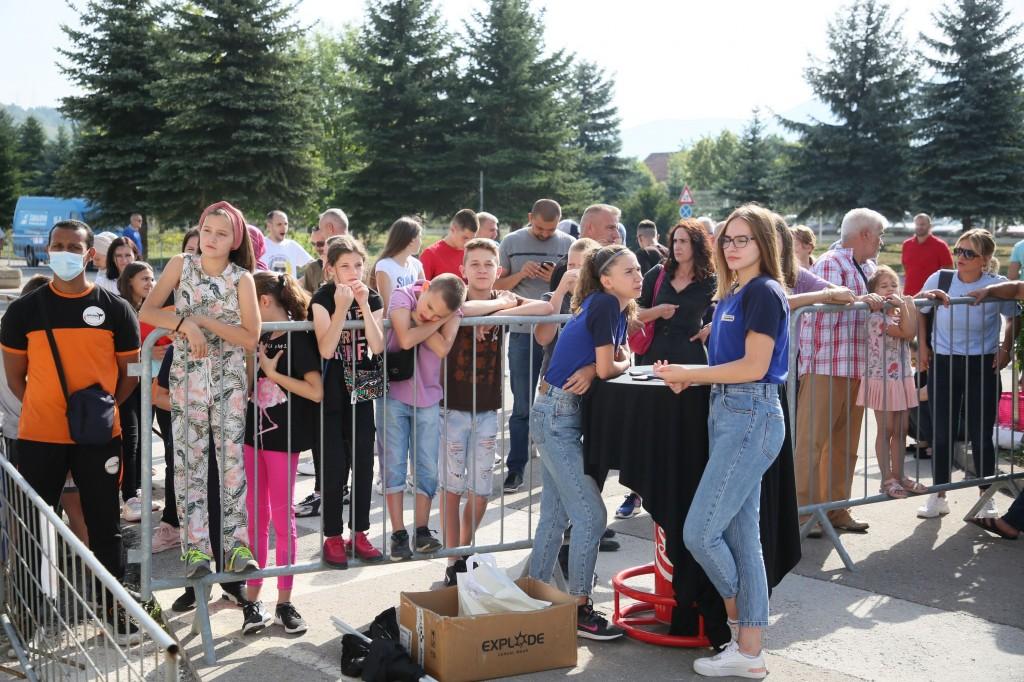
[503,471,523,493]
[274,602,308,634]
[242,600,271,635]
[103,604,143,646]
[171,587,197,612]
[443,559,468,586]
[294,491,321,518]
[390,530,412,561]
[221,581,246,606]
[576,600,625,641]
[414,526,442,553]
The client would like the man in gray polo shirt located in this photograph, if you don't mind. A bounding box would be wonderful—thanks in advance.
[495,199,574,492]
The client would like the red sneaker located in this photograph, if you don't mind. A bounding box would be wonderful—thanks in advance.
[322,535,348,569]
[350,531,383,562]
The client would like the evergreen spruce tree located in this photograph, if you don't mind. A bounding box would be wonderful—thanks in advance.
[148,0,321,224]
[916,0,1024,229]
[0,111,20,229]
[457,0,591,219]
[343,0,461,228]
[43,127,73,196]
[58,0,165,227]
[724,109,776,208]
[16,117,48,196]
[782,0,917,219]
[566,60,631,202]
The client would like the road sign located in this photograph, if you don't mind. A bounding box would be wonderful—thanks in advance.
[678,185,695,205]
[679,205,693,219]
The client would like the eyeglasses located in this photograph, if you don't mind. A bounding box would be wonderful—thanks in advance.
[312,241,326,248]
[720,236,753,249]
[953,247,980,259]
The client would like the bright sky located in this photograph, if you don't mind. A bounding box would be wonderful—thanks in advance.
[3,0,1024,129]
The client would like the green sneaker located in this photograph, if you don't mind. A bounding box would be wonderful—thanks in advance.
[182,549,212,578]
[226,544,259,574]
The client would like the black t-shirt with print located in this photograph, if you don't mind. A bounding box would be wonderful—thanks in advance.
[309,283,384,411]
[244,330,321,453]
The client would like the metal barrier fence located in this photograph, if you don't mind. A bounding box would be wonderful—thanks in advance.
[137,314,571,664]
[788,296,1024,569]
[0,449,179,680]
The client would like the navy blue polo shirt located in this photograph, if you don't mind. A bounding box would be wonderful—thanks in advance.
[707,276,789,384]
[544,293,626,388]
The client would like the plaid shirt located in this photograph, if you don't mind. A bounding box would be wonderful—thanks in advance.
[798,248,876,378]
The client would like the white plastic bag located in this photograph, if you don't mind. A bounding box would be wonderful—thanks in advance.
[457,553,551,616]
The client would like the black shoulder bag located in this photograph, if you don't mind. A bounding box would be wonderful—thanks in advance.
[922,269,955,350]
[39,304,117,445]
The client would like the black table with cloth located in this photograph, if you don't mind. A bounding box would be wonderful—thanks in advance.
[583,373,802,648]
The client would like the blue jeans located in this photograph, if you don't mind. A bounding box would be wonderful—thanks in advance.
[381,397,440,498]
[507,332,543,475]
[527,387,607,597]
[683,383,785,627]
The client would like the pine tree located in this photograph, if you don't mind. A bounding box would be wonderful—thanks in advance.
[342,0,461,229]
[566,60,631,202]
[58,0,165,227]
[43,127,72,196]
[0,112,20,229]
[782,0,917,219]
[916,0,1024,229]
[456,0,592,220]
[16,117,48,196]
[724,109,777,208]
[147,0,322,225]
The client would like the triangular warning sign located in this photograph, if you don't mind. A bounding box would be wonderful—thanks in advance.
[679,185,695,205]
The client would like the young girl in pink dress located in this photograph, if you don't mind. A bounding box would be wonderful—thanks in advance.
[857,266,928,499]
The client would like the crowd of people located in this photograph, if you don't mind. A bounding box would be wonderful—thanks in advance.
[1,200,1023,679]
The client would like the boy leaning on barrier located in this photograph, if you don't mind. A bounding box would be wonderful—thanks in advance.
[439,239,552,586]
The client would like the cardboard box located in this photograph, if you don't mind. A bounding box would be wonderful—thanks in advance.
[399,578,578,682]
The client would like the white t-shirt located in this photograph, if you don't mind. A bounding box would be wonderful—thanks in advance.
[374,256,424,291]
[94,273,120,295]
[263,238,314,276]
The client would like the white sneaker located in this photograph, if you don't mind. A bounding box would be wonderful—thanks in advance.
[916,494,950,519]
[297,460,316,476]
[122,497,143,522]
[977,498,999,518]
[693,641,767,679]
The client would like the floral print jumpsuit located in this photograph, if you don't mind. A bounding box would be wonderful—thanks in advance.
[170,255,249,557]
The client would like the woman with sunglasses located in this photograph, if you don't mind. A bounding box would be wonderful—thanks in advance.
[916,229,1019,520]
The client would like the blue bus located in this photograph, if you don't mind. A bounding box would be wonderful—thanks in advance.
[12,196,91,266]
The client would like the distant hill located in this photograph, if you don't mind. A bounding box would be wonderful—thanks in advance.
[3,104,69,139]
[620,98,834,159]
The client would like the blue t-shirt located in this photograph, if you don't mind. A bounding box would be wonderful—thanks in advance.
[544,293,627,388]
[707,276,789,384]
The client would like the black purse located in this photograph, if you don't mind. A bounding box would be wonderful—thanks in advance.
[385,348,415,382]
[39,305,117,446]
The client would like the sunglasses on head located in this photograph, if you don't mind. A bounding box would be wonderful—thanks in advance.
[952,247,980,259]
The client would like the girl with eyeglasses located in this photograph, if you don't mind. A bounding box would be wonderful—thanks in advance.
[655,204,789,679]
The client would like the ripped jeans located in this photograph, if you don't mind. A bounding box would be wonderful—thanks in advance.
[438,409,497,498]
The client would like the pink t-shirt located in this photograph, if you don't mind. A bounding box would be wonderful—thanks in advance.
[386,285,461,408]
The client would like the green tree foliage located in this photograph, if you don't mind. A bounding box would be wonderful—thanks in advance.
[16,117,49,196]
[916,0,1024,229]
[566,60,632,202]
[621,172,681,238]
[724,109,778,208]
[342,0,460,229]
[0,112,20,228]
[43,127,73,196]
[456,0,591,220]
[148,0,322,225]
[668,131,741,217]
[782,0,917,219]
[58,0,165,228]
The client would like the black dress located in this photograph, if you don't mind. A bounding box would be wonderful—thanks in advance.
[637,264,715,365]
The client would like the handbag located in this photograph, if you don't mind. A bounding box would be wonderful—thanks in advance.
[39,304,117,446]
[385,348,414,383]
[628,265,667,356]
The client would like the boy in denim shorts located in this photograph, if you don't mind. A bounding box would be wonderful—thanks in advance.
[439,239,552,585]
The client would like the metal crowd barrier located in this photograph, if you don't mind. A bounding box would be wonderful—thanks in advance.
[136,314,571,664]
[788,296,1024,569]
[0,450,179,681]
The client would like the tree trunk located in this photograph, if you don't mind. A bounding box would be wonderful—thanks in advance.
[962,215,973,232]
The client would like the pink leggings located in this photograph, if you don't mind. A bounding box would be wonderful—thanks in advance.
[243,445,298,591]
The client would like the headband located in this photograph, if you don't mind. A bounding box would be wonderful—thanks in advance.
[198,201,246,251]
[597,248,628,274]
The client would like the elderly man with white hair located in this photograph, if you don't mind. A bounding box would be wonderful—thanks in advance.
[795,208,887,536]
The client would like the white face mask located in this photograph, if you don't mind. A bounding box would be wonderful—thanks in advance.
[48,251,87,281]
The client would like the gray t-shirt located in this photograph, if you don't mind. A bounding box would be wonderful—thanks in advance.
[538,290,573,379]
[499,227,574,333]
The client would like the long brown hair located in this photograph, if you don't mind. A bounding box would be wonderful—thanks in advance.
[377,216,422,261]
[771,213,799,291]
[572,244,638,328]
[105,236,138,281]
[713,204,784,300]
[664,219,715,281]
[253,271,310,321]
[199,206,256,273]
[117,261,154,310]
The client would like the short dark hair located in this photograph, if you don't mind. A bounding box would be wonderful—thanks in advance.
[428,273,467,313]
[22,275,50,296]
[637,220,657,235]
[452,208,479,233]
[48,219,93,248]
[530,199,562,222]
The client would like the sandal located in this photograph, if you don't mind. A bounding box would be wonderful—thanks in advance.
[880,479,908,499]
[968,517,1018,540]
[900,478,929,495]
